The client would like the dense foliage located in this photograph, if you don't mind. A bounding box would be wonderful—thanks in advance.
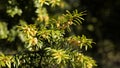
[0,0,97,68]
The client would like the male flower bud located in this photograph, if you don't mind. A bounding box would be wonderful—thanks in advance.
[27,37,38,48]
[31,37,38,46]
[67,21,73,25]
[29,28,37,36]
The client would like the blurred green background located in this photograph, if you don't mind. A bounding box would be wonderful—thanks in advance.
[0,0,120,68]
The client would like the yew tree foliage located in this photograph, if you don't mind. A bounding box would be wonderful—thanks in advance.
[0,0,97,68]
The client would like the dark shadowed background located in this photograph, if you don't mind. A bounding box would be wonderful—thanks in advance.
[66,0,120,68]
